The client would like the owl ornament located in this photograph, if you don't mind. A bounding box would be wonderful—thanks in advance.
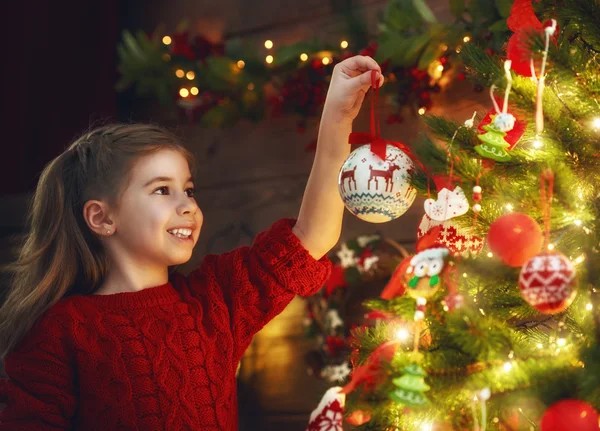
[381,226,451,321]
[406,247,450,320]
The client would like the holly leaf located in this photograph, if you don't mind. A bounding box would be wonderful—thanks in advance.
[412,0,437,24]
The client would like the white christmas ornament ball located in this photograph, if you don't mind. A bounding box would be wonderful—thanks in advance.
[338,144,417,223]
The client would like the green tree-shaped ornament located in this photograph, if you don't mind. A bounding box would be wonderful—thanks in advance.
[389,363,430,407]
[474,123,511,162]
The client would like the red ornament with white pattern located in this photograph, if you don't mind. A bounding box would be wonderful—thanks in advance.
[518,252,577,314]
[306,387,345,431]
[418,214,484,257]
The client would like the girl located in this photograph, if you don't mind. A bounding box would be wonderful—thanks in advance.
[0,55,384,430]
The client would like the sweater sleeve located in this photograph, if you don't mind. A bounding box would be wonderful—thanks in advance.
[0,309,77,430]
[189,218,332,362]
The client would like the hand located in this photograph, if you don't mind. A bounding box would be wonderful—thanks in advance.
[322,55,385,124]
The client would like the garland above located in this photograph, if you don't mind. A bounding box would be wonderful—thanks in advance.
[116,0,512,148]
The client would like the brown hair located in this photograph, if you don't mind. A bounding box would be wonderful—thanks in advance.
[0,122,197,359]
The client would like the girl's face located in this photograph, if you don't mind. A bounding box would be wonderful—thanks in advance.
[111,149,203,267]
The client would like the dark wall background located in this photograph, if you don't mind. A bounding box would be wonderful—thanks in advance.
[1,1,118,196]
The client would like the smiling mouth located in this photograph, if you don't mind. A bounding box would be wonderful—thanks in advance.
[167,230,193,240]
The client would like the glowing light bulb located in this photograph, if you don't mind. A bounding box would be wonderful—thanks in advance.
[463,35,471,43]
[548,243,555,251]
[190,87,199,95]
[395,327,410,341]
[575,219,582,226]
[586,303,593,311]
[162,36,172,45]
[179,88,189,98]
[436,64,444,72]
[463,272,468,278]
[505,203,514,212]
[186,71,195,80]
[175,69,185,78]
[533,139,542,148]
[418,107,426,115]
[300,53,308,61]
[266,55,274,64]
[421,423,433,431]
[340,40,349,49]
[557,338,566,347]
[537,343,544,349]
[592,117,600,130]
[503,362,513,372]
[247,83,255,91]
[264,40,273,49]
[487,252,493,258]
[322,57,331,65]
[237,60,245,69]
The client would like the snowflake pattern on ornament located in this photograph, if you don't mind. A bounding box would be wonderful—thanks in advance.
[306,387,345,431]
[418,214,484,257]
[519,253,576,308]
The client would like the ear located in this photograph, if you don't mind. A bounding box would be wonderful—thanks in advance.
[83,200,116,236]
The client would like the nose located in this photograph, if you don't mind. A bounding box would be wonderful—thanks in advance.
[177,193,199,216]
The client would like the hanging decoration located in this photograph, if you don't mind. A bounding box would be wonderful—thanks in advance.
[518,170,578,313]
[339,71,424,223]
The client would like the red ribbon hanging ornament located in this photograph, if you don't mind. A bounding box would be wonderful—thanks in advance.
[338,71,425,223]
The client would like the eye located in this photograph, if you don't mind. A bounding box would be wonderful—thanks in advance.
[186,187,195,198]
[153,186,195,198]
[426,259,444,276]
[154,186,169,195]
[413,262,427,277]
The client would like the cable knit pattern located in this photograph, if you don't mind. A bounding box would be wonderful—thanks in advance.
[0,218,332,430]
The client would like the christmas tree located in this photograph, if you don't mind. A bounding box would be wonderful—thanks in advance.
[338,0,600,429]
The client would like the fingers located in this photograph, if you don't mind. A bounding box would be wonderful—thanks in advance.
[342,55,381,74]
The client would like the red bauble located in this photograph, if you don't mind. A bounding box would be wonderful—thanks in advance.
[519,252,577,314]
[541,400,600,431]
[487,213,543,267]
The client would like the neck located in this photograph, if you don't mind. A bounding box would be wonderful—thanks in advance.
[95,265,169,295]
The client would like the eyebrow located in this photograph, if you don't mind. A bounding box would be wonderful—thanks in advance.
[143,176,194,188]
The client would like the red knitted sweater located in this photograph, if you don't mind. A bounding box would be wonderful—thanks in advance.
[0,219,332,430]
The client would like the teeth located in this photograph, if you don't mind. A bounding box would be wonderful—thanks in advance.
[168,228,192,238]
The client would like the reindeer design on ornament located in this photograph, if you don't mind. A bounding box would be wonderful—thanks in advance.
[368,163,401,192]
[340,165,357,192]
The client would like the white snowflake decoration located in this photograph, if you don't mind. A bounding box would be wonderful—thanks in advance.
[336,243,357,268]
[326,309,344,334]
[356,234,380,248]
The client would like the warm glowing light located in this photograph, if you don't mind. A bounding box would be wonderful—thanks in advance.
[575,219,582,226]
[533,139,542,148]
[162,53,171,61]
[537,343,544,349]
[557,338,566,347]
[586,303,593,311]
[463,272,468,278]
[266,55,274,64]
[418,107,426,115]
[421,423,433,431]
[300,53,308,61]
[247,83,255,91]
[186,71,195,80]
[162,36,172,45]
[548,243,555,251]
[341,40,349,49]
[322,57,331,65]
[592,117,600,130]
[264,40,273,49]
[463,35,471,43]
[487,252,493,258]
[190,87,199,96]
[436,64,444,72]
[176,69,185,78]
[503,362,513,372]
[237,60,245,69]
[505,203,514,211]
[179,88,189,98]
[395,327,410,341]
